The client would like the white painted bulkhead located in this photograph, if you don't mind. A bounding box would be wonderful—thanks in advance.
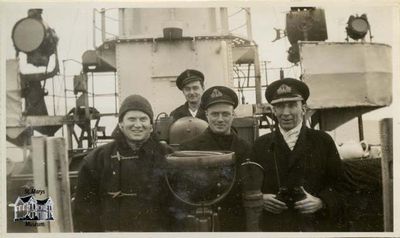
[118,8,228,38]
[116,38,235,115]
[300,42,392,109]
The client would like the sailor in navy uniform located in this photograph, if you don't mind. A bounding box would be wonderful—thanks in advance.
[170,69,207,122]
[173,86,251,231]
[73,95,172,232]
[250,78,344,231]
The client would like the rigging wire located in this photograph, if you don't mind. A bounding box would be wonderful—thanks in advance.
[229,23,247,32]
[229,8,243,17]
[104,14,119,22]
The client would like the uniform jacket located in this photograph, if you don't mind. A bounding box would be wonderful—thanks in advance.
[170,102,207,123]
[73,128,172,232]
[174,127,251,231]
[251,126,344,232]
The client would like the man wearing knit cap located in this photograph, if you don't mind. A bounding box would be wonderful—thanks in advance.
[170,69,207,122]
[249,78,344,231]
[73,95,172,232]
[172,86,251,231]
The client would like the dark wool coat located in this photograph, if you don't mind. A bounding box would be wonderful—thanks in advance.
[251,126,344,232]
[73,128,172,232]
[173,128,251,231]
[170,102,207,123]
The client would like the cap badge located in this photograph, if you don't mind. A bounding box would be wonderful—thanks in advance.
[186,71,191,78]
[277,84,292,95]
[211,89,223,98]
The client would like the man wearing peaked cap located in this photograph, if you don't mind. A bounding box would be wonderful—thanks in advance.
[201,86,239,109]
[172,86,251,231]
[74,95,172,232]
[265,77,310,105]
[248,78,344,231]
[170,69,207,122]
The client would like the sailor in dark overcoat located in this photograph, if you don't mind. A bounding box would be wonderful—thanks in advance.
[73,95,172,232]
[174,86,251,231]
[170,69,207,122]
[250,78,344,231]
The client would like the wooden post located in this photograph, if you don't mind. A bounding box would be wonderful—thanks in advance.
[379,118,393,231]
[56,138,74,232]
[31,136,49,232]
[46,137,61,232]
[46,137,74,232]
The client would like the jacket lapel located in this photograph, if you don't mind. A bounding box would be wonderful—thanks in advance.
[195,106,201,117]
[184,102,191,117]
[275,130,291,154]
[230,131,239,151]
[271,131,291,186]
[230,132,248,163]
[288,126,310,170]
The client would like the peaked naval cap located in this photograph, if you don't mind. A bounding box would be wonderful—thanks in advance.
[201,86,239,109]
[265,78,310,104]
[176,69,205,90]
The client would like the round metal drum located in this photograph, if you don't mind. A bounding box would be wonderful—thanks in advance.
[166,151,236,206]
[169,117,208,145]
[12,18,46,53]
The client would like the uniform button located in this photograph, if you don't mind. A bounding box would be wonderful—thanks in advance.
[217,194,221,197]
[217,207,222,211]
[113,171,116,175]
[217,183,221,187]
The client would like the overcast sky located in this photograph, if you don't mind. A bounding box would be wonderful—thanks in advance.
[2,1,399,159]
[1,1,398,121]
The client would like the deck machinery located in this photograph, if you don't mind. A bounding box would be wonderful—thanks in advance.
[6,7,393,232]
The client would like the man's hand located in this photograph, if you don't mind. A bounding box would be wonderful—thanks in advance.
[294,187,324,214]
[263,194,288,214]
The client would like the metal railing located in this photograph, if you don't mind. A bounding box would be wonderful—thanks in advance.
[228,8,253,41]
[92,8,120,49]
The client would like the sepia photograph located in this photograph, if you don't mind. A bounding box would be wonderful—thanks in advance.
[1,0,398,236]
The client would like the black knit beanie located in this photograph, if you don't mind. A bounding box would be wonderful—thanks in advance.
[118,95,154,123]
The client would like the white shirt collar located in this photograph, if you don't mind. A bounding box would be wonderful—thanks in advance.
[189,108,198,117]
[278,120,303,150]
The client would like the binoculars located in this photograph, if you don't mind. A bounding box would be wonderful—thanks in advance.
[275,186,306,208]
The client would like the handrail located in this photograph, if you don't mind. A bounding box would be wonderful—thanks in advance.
[92,8,253,48]
[93,8,120,49]
[228,7,252,41]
